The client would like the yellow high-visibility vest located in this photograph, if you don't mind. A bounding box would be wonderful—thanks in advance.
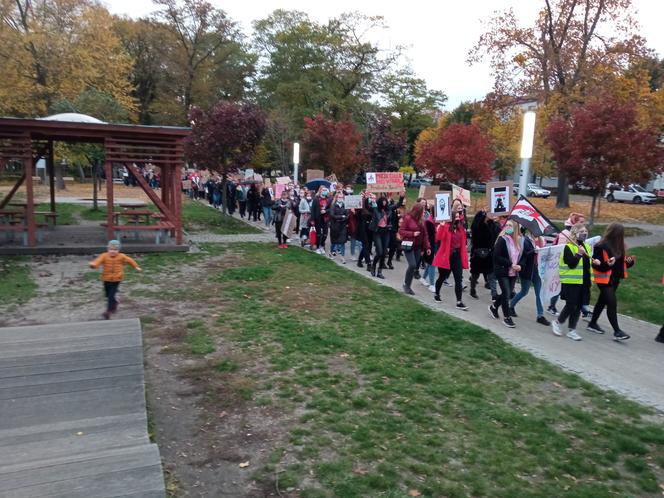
[559,242,592,285]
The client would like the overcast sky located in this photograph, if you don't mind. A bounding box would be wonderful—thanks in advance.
[105,0,664,110]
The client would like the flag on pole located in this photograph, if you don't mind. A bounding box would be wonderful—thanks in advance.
[508,195,559,237]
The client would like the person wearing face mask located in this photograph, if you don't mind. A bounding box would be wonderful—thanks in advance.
[310,186,332,255]
[298,189,313,247]
[357,192,374,269]
[399,202,431,294]
[261,185,273,226]
[368,193,404,279]
[469,209,500,300]
[272,192,292,248]
[550,224,593,341]
[509,227,550,326]
[329,191,350,263]
[432,210,469,309]
[489,220,522,328]
[587,223,634,341]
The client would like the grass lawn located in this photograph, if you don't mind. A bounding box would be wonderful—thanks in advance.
[614,245,664,324]
[182,200,260,235]
[142,243,664,498]
[0,257,37,305]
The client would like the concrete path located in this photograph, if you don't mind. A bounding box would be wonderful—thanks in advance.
[0,319,166,498]
[205,204,664,412]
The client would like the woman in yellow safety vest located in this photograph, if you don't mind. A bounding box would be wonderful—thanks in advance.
[587,223,634,341]
[551,224,595,341]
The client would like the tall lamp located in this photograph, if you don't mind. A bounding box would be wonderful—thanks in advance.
[518,110,536,198]
[293,142,300,184]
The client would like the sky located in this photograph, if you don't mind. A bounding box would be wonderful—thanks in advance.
[105,0,664,110]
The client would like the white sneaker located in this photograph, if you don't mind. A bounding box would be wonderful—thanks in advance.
[551,320,562,336]
[566,330,582,341]
[428,285,436,293]
[341,257,346,264]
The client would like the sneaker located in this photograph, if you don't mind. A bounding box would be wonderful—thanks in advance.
[551,320,562,336]
[420,278,428,286]
[341,257,346,264]
[403,285,415,295]
[509,307,518,318]
[581,311,592,322]
[456,302,468,311]
[613,330,630,342]
[414,271,421,280]
[547,306,559,317]
[488,305,499,320]
[428,285,436,293]
[387,263,395,270]
[503,317,516,328]
[536,316,551,326]
[566,330,582,341]
[434,294,442,302]
[470,290,478,299]
[462,284,468,291]
[102,311,110,320]
[586,323,605,334]
[443,280,452,287]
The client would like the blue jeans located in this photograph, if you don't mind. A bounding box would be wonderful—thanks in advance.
[331,243,346,256]
[423,263,436,286]
[511,270,544,317]
[350,239,362,257]
[263,207,272,226]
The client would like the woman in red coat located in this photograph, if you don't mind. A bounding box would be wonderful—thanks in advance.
[398,203,431,295]
[432,210,469,310]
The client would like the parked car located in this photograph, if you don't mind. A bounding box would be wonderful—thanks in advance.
[512,183,520,196]
[409,178,432,187]
[605,184,657,204]
[527,183,551,198]
[470,181,486,193]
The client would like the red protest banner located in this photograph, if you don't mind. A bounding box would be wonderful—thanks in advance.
[365,172,404,193]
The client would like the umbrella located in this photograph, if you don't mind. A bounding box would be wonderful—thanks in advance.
[305,178,331,191]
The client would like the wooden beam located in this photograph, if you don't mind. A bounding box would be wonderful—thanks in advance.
[174,163,183,245]
[48,141,55,213]
[0,172,25,209]
[124,162,175,223]
[105,161,114,241]
[24,158,37,246]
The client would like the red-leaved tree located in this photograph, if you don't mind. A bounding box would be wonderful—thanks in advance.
[546,96,664,224]
[415,123,494,186]
[366,114,407,172]
[302,115,363,183]
[185,101,267,213]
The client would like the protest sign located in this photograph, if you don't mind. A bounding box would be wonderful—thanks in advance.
[538,236,600,303]
[244,168,254,180]
[276,176,291,185]
[326,173,338,184]
[487,181,513,215]
[366,172,404,193]
[181,180,191,190]
[274,183,286,199]
[452,184,471,207]
[253,173,263,183]
[418,185,440,200]
[306,169,325,182]
[435,192,451,222]
[281,210,298,238]
[344,195,362,209]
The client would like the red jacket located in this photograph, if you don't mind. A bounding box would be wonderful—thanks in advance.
[398,214,430,252]
[432,222,469,270]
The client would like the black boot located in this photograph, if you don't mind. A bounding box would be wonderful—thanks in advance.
[376,269,385,279]
[370,261,377,277]
[656,325,664,343]
[387,260,394,270]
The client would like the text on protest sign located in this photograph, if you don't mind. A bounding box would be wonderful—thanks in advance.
[366,172,404,193]
[487,181,513,215]
[344,195,362,209]
[452,184,471,207]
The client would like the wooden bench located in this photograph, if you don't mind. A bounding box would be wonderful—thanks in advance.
[101,221,175,245]
[35,211,58,227]
[0,223,48,245]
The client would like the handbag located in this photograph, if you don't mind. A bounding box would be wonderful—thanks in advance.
[474,248,490,259]
[309,226,317,246]
[401,240,414,251]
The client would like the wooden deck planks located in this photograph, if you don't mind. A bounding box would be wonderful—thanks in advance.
[0,319,165,498]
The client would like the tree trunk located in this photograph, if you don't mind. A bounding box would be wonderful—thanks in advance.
[221,173,228,215]
[77,164,85,183]
[555,172,569,208]
[55,162,65,190]
[92,163,99,211]
[589,192,597,226]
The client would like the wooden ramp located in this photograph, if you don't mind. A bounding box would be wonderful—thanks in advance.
[0,319,166,498]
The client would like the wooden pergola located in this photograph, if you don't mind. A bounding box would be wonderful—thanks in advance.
[0,117,190,246]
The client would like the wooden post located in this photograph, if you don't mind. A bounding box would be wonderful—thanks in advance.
[161,166,170,217]
[0,172,25,210]
[48,140,55,213]
[174,163,182,244]
[105,160,114,241]
[24,157,37,246]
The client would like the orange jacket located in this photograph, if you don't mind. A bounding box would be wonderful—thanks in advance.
[90,252,140,282]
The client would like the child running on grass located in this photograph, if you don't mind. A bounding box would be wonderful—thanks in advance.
[89,240,141,319]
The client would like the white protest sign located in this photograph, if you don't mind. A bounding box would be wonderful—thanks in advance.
[537,236,600,303]
[344,195,362,209]
[435,192,451,222]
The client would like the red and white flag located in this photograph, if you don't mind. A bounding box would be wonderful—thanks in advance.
[508,196,559,237]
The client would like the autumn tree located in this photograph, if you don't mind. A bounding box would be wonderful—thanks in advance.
[0,0,135,117]
[546,95,664,224]
[415,123,495,186]
[365,114,407,172]
[185,101,267,213]
[470,0,648,207]
[302,115,363,183]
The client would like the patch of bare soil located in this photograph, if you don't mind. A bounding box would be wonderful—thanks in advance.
[0,251,300,498]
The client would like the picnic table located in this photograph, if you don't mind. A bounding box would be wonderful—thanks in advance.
[103,209,171,244]
[34,211,58,227]
[113,210,163,225]
[119,202,147,209]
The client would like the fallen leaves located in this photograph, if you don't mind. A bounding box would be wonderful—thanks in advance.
[408,490,422,497]
[239,461,250,468]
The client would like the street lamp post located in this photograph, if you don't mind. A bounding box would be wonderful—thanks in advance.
[293,142,300,184]
[518,110,536,198]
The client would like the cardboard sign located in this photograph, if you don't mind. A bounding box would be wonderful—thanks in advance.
[244,168,255,179]
[435,192,451,221]
[344,195,362,209]
[181,180,191,190]
[306,169,325,182]
[276,176,291,185]
[366,172,404,193]
[274,183,286,199]
[253,173,263,183]
[418,185,440,200]
[452,184,471,207]
[326,173,338,184]
[487,181,513,215]
[281,210,298,237]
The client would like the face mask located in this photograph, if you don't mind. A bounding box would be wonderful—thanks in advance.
[345,189,352,195]
[321,191,328,198]
[370,201,377,208]
[505,227,514,235]
[306,196,312,201]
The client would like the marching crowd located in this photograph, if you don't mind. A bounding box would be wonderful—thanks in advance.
[185,173,662,345]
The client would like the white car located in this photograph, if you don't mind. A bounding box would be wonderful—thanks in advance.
[527,183,551,198]
[605,184,657,204]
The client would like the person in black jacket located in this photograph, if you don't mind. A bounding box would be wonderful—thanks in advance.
[509,228,550,326]
[310,187,332,254]
[272,191,292,248]
[357,193,374,269]
[247,184,259,222]
[489,220,522,328]
[368,193,404,279]
[261,187,273,226]
[587,223,634,341]
[469,209,500,300]
[329,191,349,263]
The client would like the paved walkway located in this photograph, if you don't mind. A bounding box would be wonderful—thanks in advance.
[200,204,664,412]
[0,319,165,498]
